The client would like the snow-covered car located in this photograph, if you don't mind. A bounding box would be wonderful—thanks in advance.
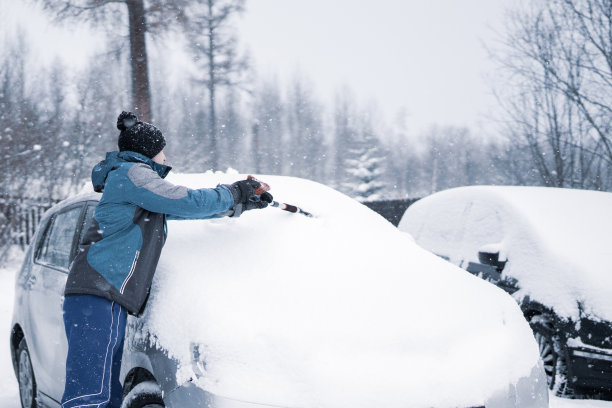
[398,186,612,398]
[10,174,548,408]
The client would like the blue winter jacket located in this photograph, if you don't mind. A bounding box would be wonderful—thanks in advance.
[65,151,235,315]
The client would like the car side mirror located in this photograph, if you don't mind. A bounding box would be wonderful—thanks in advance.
[477,244,507,272]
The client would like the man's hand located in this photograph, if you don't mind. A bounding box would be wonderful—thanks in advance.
[227,179,273,217]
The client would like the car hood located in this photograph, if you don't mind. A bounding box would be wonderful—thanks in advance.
[138,173,543,408]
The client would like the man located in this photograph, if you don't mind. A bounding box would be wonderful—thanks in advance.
[61,111,272,408]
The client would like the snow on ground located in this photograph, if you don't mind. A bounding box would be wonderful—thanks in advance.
[0,247,21,408]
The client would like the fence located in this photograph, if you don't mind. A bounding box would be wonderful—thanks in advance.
[362,198,420,226]
[0,196,58,262]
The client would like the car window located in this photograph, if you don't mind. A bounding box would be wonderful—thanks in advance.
[36,206,83,270]
[459,201,505,265]
[415,200,471,265]
[77,204,97,246]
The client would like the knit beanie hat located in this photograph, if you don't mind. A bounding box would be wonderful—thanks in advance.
[117,111,166,159]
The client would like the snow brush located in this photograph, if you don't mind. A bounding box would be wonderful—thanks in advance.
[247,175,313,218]
[269,201,313,217]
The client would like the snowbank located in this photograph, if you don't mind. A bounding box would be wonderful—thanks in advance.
[137,174,541,408]
[0,247,22,406]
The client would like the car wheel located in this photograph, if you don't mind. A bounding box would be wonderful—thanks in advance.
[529,315,574,397]
[122,381,165,408]
[16,338,38,408]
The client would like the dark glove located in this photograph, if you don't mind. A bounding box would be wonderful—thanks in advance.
[226,179,273,217]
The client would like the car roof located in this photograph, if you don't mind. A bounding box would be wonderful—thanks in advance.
[407,185,612,256]
[40,192,99,219]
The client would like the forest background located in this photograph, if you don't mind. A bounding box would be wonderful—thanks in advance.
[1,0,611,228]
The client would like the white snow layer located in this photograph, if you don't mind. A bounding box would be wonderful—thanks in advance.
[399,186,612,322]
[135,174,540,408]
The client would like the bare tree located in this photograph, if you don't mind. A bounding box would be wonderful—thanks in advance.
[332,87,359,188]
[66,55,127,189]
[217,89,246,170]
[0,33,43,199]
[494,0,612,190]
[37,0,193,122]
[251,77,284,175]
[285,74,326,180]
[187,0,248,170]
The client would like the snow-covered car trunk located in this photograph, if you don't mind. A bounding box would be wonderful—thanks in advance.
[133,173,547,408]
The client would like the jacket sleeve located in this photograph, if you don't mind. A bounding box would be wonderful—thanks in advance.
[124,163,234,219]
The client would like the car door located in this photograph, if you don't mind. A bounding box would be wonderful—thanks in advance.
[28,202,95,402]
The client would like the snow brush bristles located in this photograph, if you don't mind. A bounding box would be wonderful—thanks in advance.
[247,175,314,218]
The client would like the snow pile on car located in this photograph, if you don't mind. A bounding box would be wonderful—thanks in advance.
[138,173,540,408]
[400,186,612,322]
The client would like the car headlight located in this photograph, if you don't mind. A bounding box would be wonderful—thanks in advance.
[484,361,549,407]
[190,343,207,379]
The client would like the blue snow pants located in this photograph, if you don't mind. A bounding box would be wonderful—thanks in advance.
[61,294,128,408]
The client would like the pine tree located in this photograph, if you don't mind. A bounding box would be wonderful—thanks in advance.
[343,115,385,201]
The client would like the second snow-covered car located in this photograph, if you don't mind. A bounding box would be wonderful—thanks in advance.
[11,174,548,408]
[398,186,612,398]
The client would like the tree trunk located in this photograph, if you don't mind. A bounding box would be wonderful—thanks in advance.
[126,0,152,122]
[207,0,218,170]
[252,122,260,173]
[431,152,438,194]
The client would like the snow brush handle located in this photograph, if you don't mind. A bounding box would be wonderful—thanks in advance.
[247,175,313,218]
[270,201,313,218]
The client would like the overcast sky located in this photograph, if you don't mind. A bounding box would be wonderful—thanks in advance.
[238,0,511,136]
[1,0,511,137]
